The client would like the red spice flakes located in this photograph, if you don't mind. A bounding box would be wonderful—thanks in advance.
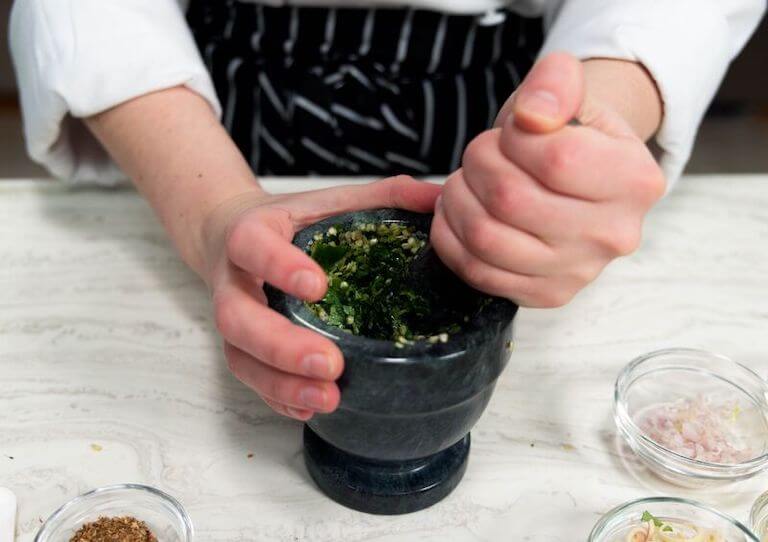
[69,516,158,542]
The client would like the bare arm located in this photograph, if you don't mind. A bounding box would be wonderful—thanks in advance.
[581,58,663,141]
[85,86,265,279]
[84,87,440,421]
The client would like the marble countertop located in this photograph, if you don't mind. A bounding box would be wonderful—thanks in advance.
[2,176,768,541]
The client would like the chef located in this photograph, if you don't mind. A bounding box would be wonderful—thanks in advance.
[9,0,765,419]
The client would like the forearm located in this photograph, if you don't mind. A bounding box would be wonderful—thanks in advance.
[582,58,663,141]
[85,86,265,277]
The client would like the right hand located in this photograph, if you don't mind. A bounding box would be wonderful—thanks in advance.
[202,176,441,420]
[430,53,665,308]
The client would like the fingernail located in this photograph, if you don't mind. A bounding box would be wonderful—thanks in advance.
[301,353,332,379]
[287,407,310,420]
[291,269,322,298]
[516,90,560,121]
[299,387,327,410]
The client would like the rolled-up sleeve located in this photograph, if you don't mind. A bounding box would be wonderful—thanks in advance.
[9,0,221,185]
[540,0,766,184]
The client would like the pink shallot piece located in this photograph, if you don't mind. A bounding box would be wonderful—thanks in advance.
[636,396,753,464]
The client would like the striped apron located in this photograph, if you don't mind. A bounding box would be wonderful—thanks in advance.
[187,0,543,176]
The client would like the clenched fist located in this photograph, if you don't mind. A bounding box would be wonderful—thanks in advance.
[431,52,666,307]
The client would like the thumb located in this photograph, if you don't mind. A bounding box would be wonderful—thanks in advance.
[501,52,584,134]
[290,175,443,227]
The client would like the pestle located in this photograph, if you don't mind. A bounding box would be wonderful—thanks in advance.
[406,243,478,317]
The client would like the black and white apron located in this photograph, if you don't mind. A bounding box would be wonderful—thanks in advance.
[187,0,543,176]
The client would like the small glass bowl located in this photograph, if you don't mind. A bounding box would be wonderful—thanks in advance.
[588,497,759,541]
[614,348,768,487]
[35,484,193,542]
[750,490,768,541]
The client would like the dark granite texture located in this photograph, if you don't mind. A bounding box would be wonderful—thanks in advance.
[265,209,519,514]
[304,426,470,515]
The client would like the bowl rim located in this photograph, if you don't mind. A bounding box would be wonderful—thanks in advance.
[614,347,768,474]
[266,209,519,362]
[749,490,768,535]
[34,483,194,542]
[588,496,759,541]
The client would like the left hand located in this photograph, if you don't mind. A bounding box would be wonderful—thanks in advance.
[430,52,667,307]
[203,176,441,420]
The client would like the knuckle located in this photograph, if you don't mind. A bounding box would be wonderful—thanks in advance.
[633,162,666,203]
[533,287,574,308]
[260,331,288,370]
[429,221,444,247]
[462,130,500,172]
[382,174,414,206]
[265,375,289,403]
[509,274,540,304]
[442,175,462,203]
[429,224,452,261]
[597,225,641,256]
[463,218,495,257]
[258,257,280,284]
[460,258,489,290]
[489,181,531,221]
[568,264,598,287]
[542,138,580,181]
[386,174,414,185]
[615,227,642,256]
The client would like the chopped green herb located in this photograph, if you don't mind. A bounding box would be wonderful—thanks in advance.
[641,511,673,531]
[641,511,661,526]
[305,222,489,342]
[311,243,349,271]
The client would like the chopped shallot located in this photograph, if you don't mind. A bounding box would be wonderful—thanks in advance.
[636,396,752,464]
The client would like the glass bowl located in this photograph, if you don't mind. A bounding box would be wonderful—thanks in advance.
[35,484,193,542]
[589,497,759,541]
[614,348,768,487]
[750,491,768,541]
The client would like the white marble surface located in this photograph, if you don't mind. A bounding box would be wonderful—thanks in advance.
[2,176,768,541]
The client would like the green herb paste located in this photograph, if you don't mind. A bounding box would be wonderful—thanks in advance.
[305,222,487,344]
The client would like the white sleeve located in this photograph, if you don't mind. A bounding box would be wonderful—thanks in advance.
[9,0,222,186]
[539,0,766,185]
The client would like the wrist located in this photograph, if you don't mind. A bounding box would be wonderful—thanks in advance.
[581,58,663,141]
[195,187,273,285]
[84,87,272,282]
[173,181,269,283]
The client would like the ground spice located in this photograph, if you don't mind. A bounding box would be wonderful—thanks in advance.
[69,516,158,542]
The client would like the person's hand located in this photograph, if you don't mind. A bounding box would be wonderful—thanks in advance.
[430,52,666,307]
[203,176,441,420]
